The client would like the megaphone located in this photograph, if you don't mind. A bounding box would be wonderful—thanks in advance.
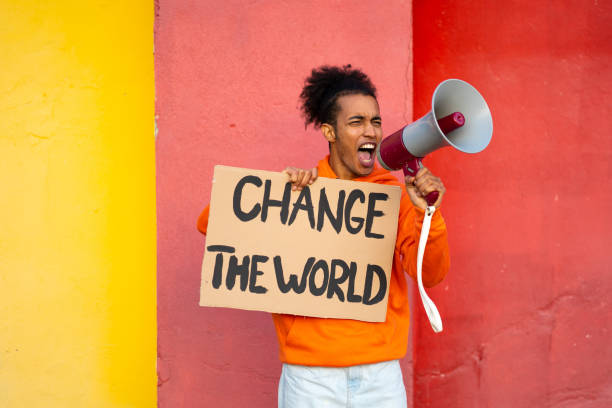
[376,79,493,206]
[377,79,493,333]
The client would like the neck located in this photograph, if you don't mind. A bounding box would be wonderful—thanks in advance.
[328,152,357,180]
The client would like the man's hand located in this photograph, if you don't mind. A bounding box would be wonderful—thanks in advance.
[283,166,318,191]
[405,167,445,210]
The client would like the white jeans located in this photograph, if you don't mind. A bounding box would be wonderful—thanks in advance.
[278,360,407,408]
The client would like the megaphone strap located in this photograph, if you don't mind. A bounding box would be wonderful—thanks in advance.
[417,206,444,333]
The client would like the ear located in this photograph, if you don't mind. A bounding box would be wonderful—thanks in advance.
[321,123,336,143]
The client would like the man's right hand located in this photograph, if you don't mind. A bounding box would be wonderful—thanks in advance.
[283,167,318,191]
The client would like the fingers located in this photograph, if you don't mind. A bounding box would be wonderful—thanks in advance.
[405,167,446,208]
[284,166,318,191]
[414,168,445,196]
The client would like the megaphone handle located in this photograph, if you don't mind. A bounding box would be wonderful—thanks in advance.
[424,191,439,207]
[402,158,439,207]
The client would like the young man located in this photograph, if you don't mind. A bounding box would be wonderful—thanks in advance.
[198,65,450,407]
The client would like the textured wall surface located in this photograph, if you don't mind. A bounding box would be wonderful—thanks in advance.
[412,1,612,407]
[155,0,414,406]
[0,2,156,407]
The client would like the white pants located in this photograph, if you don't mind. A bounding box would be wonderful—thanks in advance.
[278,360,407,408]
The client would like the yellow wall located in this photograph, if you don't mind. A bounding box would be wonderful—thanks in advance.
[0,2,156,406]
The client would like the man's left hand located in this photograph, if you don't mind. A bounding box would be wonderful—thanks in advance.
[405,167,445,210]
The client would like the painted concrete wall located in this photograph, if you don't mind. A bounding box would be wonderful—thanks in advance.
[155,0,414,406]
[0,2,156,407]
[412,1,612,407]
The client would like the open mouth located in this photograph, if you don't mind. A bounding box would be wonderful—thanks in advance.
[357,142,377,167]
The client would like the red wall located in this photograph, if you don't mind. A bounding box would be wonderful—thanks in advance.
[155,1,414,406]
[156,1,612,406]
[413,1,612,407]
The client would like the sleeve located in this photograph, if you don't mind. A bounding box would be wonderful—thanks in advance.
[395,189,450,288]
[197,205,210,235]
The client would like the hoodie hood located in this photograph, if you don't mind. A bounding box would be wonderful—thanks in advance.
[317,155,402,187]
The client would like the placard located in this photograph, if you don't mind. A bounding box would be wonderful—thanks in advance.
[199,165,401,322]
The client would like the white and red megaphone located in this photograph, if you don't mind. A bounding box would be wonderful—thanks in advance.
[377,79,493,333]
[376,79,493,206]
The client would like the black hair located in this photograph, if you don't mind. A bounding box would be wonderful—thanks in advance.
[299,64,377,128]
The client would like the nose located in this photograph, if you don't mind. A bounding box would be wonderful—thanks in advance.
[364,121,376,137]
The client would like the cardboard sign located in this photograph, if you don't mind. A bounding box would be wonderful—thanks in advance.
[199,165,401,322]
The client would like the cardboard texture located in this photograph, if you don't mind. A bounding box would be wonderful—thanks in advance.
[199,166,401,322]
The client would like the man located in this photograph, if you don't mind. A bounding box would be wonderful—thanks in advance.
[198,65,450,407]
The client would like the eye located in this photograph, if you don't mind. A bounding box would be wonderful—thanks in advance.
[372,119,382,127]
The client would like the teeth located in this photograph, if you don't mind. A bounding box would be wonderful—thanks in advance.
[360,143,376,150]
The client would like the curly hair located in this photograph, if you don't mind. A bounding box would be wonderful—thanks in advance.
[299,64,377,128]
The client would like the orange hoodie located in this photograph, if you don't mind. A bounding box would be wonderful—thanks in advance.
[197,157,450,366]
